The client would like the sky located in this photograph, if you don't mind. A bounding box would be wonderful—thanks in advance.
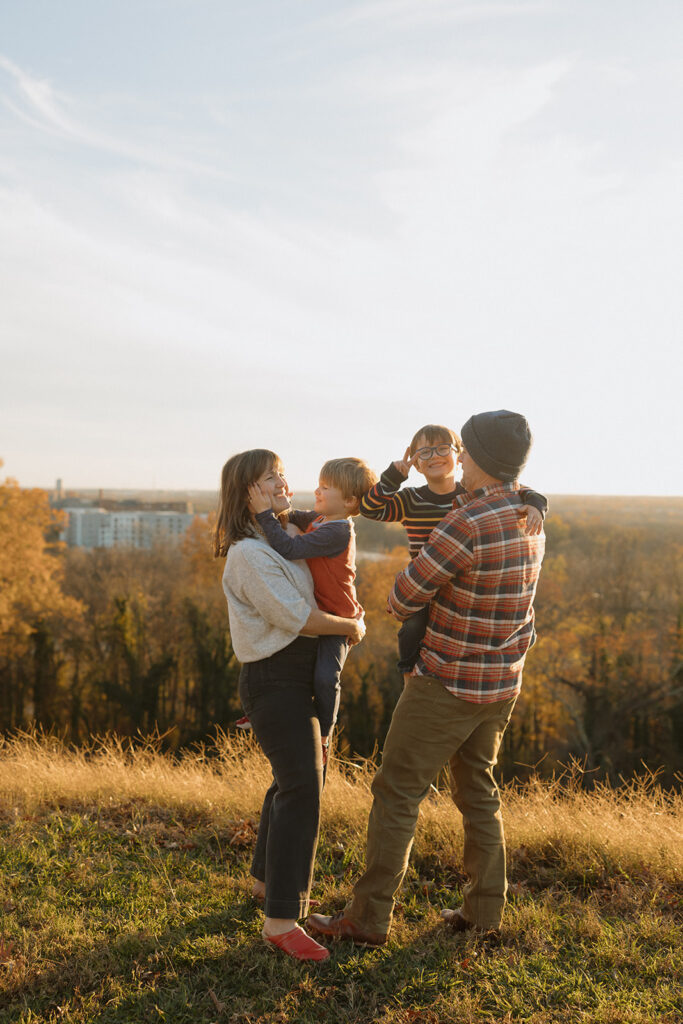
[1,0,681,496]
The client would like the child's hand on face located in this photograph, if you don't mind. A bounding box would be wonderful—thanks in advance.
[520,505,543,536]
[393,447,418,477]
[247,482,272,515]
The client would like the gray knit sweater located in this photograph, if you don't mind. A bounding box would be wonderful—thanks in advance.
[222,535,316,663]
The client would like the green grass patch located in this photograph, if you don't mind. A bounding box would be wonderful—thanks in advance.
[1,802,681,1024]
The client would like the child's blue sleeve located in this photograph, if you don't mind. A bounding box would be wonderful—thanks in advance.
[255,511,350,560]
[289,509,319,530]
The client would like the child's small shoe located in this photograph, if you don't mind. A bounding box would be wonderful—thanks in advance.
[235,716,252,731]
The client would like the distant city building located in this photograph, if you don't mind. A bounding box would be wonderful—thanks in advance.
[51,480,205,549]
[60,507,198,549]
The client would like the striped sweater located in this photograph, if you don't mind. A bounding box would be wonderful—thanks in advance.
[360,462,547,558]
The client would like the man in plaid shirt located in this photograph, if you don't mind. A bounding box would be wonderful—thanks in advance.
[309,410,545,945]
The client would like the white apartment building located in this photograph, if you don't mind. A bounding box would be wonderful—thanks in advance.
[61,508,197,549]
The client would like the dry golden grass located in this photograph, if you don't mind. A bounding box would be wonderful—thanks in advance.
[412,766,683,885]
[0,730,271,821]
[1,730,681,885]
[1,732,681,1023]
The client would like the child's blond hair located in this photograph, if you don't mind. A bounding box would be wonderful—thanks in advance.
[319,458,377,514]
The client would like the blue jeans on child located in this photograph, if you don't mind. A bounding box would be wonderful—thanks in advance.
[396,605,430,672]
[314,635,350,737]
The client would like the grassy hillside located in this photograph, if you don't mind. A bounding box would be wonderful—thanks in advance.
[0,734,681,1023]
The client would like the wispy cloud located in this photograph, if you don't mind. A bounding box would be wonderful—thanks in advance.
[316,0,549,30]
[0,54,228,181]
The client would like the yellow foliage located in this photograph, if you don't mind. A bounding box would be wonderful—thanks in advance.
[181,513,223,592]
[0,473,82,653]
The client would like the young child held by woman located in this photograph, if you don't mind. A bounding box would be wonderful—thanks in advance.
[244,457,377,759]
[360,423,547,673]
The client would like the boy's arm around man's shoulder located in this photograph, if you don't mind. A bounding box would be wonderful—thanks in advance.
[388,509,475,619]
[518,485,548,517]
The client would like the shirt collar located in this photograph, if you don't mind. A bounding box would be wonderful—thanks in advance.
[453,481,518,506]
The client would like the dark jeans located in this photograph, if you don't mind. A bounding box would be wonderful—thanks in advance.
[314,635,349,737]
[239,636,323,920]
[397,605,430,672]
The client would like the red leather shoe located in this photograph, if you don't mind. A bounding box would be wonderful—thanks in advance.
[262,926,330,962]
[306,911,387,947]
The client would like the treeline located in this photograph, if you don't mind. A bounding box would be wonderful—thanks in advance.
[1,470,681,782]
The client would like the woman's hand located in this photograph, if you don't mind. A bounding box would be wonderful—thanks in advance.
[248,482,272,515]
[301,609,366,641]
[393,446,418,477]
[347,616,366,646]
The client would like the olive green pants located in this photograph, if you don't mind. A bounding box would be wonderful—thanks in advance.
[345,675,516,934]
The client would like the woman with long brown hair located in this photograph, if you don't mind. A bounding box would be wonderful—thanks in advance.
[215,449,364,963]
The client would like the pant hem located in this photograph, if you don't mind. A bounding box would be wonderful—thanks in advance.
[344,900,390,937]
[264,899,308,920]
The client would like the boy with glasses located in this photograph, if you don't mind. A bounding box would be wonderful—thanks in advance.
[360,424,547,674]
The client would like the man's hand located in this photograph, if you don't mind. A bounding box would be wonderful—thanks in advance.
[247,482,272,515]
[520,505,543,536]
[392,446,418,477]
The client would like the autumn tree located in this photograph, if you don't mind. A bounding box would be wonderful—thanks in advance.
[523,516,683,781]
[0,466,83,729]
[1,471,680,779]
[60,517,240,744]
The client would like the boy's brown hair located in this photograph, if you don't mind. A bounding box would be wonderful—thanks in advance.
[409,424,461,456]
[214,448,283,557]
[319,457,378,515]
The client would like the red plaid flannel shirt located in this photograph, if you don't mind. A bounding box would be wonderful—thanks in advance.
[388,483,545,703]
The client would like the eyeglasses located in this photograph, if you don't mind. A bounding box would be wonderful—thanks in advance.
[415,444,457,461]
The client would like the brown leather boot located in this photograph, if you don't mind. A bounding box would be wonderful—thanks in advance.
[306,911,387,947]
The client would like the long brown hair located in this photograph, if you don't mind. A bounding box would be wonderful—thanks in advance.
[214,449,283,557]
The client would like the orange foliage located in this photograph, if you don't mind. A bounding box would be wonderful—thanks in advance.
[0,470,82,652]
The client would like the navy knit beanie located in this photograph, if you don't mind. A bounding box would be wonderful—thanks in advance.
[460,410,533,482]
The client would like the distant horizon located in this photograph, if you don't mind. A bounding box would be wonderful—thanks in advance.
[29,482,683,502]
